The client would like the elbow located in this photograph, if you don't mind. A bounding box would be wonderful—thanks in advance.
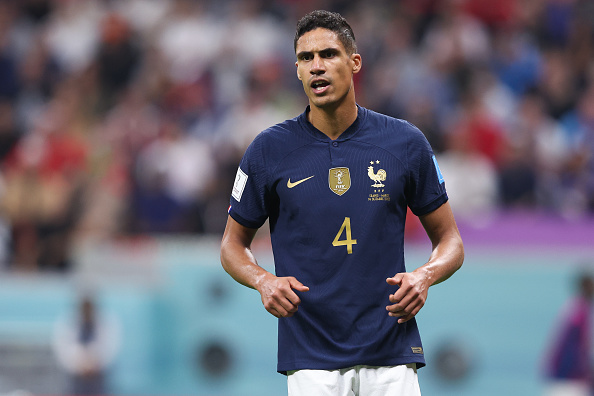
[220,250,227,272]
[220,241,232,275]
[220,235,232,273]
[455,237,465,271]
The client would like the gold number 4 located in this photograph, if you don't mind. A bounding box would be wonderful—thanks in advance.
[332,217,357,254]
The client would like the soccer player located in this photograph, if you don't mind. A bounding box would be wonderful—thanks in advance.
[220,10,464,396]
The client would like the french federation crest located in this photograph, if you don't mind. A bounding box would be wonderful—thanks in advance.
[367,160,391,202]
[328,167,351,196]
[368,160,386,187]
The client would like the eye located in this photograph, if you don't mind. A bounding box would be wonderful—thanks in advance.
[321,50,337,58]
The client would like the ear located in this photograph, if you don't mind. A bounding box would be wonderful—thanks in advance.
[295,61,302,80]
[351,53,362,74]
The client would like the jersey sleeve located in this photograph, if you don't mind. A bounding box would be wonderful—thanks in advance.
[228,136,271,229]
[404,122,448,216]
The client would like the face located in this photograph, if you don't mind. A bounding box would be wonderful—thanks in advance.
[295,28,361,110]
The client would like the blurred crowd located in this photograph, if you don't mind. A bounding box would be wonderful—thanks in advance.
[0,0,593,272]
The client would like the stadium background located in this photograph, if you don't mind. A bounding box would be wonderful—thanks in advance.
[0,0,593,395]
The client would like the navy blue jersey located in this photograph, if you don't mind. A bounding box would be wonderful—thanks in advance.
[229,105,448,374]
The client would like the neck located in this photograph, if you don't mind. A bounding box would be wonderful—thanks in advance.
[308,100,358,140]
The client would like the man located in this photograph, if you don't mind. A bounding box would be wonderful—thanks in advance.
[220,10,464,395]
[543,271,593,396]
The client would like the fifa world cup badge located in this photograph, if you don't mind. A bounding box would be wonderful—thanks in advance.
[328,167,351,196]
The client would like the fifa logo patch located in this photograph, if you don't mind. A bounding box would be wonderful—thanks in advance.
[328,167,351,196]
[232,167,248,202]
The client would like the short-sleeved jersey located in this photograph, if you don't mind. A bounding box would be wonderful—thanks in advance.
[229,105,448,374]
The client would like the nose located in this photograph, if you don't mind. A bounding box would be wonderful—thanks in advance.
[310,55,325,75]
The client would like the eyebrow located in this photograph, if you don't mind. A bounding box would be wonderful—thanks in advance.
[296,47,340,59]
[295,51,310,59]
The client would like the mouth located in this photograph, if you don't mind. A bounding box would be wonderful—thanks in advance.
[310,79,330,94]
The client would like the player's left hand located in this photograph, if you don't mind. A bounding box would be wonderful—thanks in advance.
[385,271,430,324]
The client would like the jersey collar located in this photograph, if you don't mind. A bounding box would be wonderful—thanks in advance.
[299,104,366,142]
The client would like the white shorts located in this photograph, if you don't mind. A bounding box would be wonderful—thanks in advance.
[287,363,421,396]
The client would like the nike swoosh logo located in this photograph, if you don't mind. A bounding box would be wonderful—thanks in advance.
[287,175,315,188]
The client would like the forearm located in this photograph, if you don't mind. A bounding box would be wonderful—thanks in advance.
[220,216,308,318]
[220,216,273,291]
[220,239,271,291]
[413,231,464,287]
[415,201,464,287]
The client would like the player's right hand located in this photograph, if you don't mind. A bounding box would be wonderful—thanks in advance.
[255,274,309,318]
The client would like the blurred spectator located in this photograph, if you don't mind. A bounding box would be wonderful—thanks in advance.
[537,49,578,120]
[14,35,62,132]
[463,0,515,28]
[542,270,594,396]
[130,119,215,234]
[436,120,498,224]
[214,61,296,153]
[567,0,594,82]
[539,0,575,49]
[491,25,542,97]
[52,294,121,396]
[447,82,508,166]
[0,100,20,163]
[95,13,141,112]
[506,90,570,210]
[0,2,21,100]
[43,0,104,75]
[423,0,491,73]
[559,84,594,216]
[155,0,223,83]
[0,77,87,271]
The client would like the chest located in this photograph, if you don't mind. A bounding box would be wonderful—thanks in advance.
[272,140,408,212]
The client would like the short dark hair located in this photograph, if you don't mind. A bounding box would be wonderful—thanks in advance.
[294,10,357,55]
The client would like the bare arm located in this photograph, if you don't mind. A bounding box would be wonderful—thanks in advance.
[386,201,464,323]
[220,216,309,318]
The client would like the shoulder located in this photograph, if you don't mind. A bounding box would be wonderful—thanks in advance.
[245,114,312,164]
[359,107,430,150]
[255,115,302,144]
